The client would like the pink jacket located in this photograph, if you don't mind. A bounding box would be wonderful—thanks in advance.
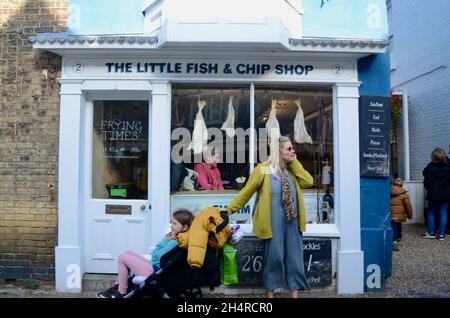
[194,163,224,190]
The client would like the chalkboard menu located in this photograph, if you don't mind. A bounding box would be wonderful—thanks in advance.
[234,236,332,287]
[359,95,391,178]
[303,240,332,286]
[235,236,264,286]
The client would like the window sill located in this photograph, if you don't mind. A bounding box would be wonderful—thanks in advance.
[240,223,340,238]
[171,190,240,195]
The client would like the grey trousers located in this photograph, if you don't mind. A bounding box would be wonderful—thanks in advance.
[263,175,310,292]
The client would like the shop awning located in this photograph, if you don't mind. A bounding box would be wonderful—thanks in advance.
[29,33,158,47]
[289,37,388,53]
[29,32,388,58]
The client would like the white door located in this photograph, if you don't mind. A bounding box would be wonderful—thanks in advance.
[84,98,152,273]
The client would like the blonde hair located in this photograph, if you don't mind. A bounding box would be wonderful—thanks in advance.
[266,136,292,176]
[431,148,446,163]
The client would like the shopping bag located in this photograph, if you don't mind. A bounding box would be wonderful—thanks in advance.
[229,225,245,244]
[220,243,239,286]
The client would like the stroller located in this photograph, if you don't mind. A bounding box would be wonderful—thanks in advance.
[124,210,229,299]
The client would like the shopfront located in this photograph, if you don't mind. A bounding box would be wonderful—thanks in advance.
[30,0,390,294]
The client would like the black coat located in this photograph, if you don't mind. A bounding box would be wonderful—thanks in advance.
[423,161,450,202]
[158,246,220,292]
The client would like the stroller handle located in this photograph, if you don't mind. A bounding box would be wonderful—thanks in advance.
[215,209,229,234]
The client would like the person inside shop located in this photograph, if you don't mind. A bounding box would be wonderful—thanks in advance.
[390,177,413,251]
[194,145,224,190]
[96,209,194,298]
[422,148,450,241]
[224,136,313,298]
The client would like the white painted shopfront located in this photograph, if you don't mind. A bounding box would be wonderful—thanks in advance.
[31,0,388,294]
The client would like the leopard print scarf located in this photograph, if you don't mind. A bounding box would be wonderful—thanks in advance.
[279,169,297,222]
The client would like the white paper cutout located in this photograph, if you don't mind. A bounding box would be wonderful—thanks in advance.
[188,100,208,154]
[294,99,313,144]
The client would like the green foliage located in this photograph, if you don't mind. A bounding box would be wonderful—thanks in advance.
[391,94,402,129]
[24,283,40,290]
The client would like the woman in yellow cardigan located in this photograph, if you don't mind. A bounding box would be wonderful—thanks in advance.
[226,136,313,298]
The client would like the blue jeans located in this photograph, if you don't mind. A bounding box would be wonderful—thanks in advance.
[427,201,448,236]
[391,221,402,242]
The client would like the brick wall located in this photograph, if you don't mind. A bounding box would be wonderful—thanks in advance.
[0,0,68,283]
[389,0,450,181]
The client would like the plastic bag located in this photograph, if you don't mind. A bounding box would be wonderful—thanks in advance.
[220,243,239,286]
[229,225,245,244]
[179,168,198,191]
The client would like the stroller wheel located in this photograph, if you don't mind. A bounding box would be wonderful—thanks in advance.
[179,288,203,299]
[191,288,203,298]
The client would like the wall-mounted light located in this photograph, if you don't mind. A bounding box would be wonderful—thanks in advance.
[41,69,48,80]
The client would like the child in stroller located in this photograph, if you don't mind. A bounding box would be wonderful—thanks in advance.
[97,209,194,298]
[125,208,230,298]
[125,244,221,298]
[98,207,230,298]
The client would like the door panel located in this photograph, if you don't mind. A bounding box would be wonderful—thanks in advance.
[85,99,151,273]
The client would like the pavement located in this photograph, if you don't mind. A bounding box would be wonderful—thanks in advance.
[1,224,449,298]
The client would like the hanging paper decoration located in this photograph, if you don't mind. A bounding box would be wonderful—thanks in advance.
[266,99,281,144]
[294,99,313,144]
[220,96,235,138]
[188,100,208,154]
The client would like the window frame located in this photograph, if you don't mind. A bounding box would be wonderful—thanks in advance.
[169,82,339,237]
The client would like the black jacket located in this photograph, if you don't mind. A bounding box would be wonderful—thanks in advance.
[423,161,450,202]
[159,246,220,291]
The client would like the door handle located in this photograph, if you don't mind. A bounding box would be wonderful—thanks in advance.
[140,204,146,211]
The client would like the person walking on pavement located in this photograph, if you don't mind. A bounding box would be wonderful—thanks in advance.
[422,148,450,241]
[390,177,413,251]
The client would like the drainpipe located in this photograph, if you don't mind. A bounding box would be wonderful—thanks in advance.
[401,92,410,182]
[393,90,410,182]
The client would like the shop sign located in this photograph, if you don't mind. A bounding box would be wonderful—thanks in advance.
[359,95,390,178]
[65,58,356,81]
[235,236,332,287]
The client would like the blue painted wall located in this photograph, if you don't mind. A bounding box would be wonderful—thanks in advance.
[358,53,392,291]
[67,0,388,39]
[68,0,145,35]
[303,0,389,40]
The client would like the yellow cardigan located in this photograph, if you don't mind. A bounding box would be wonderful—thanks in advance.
[226,159,313,239]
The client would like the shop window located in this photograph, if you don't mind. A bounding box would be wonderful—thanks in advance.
[254,85,334,224]
[170,84,334,225]
[92,100,149,200]
[170,85,250,193]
